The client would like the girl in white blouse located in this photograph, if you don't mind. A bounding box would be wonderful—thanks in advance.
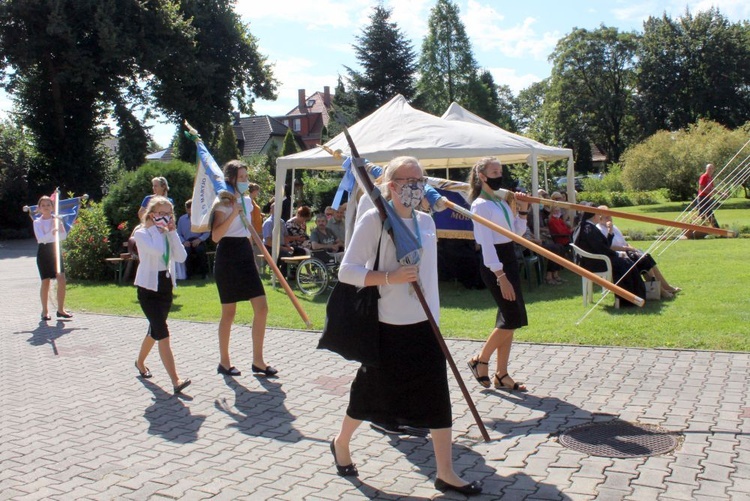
[33,196,72,320]
[467,157,530,392]
[133,197,191,394]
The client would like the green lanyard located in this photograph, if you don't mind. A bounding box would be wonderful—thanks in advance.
[481,190,512,228]
[162,234,170,269]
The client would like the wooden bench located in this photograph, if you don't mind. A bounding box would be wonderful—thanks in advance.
[105,254,133,284]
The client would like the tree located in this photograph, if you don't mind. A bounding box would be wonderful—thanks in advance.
[416,0,480,115]
[280,128,299,157]
[328,75,357,138]
[344,4,417,118]
[114,103,150,171]
[215,122,240,165]
[547,26,639,164]
[0,119,40,232]
[0,0,276,197]
[636,8,750,135]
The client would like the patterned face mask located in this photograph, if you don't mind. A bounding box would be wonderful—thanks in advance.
[153,215,171,228]
[398,181,425,210]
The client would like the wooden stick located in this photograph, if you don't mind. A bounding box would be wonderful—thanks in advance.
[247,225,313,329]
[517,194,735,238]
[442,199,645,307]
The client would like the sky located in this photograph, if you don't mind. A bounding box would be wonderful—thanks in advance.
[2,0,749,148]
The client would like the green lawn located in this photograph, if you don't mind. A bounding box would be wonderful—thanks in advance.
[67,204,750,351]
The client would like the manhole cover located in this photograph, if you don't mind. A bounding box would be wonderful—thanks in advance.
[558,420,680,458]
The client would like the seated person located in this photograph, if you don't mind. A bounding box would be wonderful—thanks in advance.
[327,205,347,246]
[521,216,567,285]
[285,205,312,253]
[262,202,296,278]
[573,207,646,307]
[310,213,344,254]
[176,199,209,279]
[547,207,573,246]
[596,207,680,299]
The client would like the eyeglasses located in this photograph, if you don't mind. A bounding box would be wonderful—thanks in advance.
[154,211,173,217]
[392,177,426,185]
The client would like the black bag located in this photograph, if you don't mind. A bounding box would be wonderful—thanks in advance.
[317,232,382,367]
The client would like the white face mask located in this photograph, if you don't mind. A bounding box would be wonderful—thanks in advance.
[397,181,425,210]
[153,215,171,228]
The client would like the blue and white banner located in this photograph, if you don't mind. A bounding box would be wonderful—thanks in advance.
[190,139,230,233]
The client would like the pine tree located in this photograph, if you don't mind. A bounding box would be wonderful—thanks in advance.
[416,0,480,115]
[345,4,417,118]
[216,122,240,165]
[280,128,299,157]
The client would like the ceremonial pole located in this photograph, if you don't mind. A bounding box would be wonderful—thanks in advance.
[54,187,61,275]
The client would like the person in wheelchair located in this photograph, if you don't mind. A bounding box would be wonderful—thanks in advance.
[310,213,344,262]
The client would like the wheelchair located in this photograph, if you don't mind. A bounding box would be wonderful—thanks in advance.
[285,250,341,297]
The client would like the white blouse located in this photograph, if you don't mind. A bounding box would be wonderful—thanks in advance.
[471,197,527,272]
[214,195,253,238]
[338,208,440,325]
[33,217,67,244]
[134,225,187,291]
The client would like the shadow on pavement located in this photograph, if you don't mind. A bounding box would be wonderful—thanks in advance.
[140,378,206,444]
[16,319,88,355]
[214,375,308,443]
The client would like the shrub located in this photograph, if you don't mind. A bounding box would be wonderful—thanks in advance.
[64,201,112,281]
[102,160,196,251]
[301,171,343,213]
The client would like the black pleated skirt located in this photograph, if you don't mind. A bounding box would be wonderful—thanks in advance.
[347,321,452,429]
[479,242,528,330]
[37,243,63,279]
[215,237,265,304]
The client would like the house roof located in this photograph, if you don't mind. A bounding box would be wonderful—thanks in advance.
[285,90,331,127]
[233,115,301,156]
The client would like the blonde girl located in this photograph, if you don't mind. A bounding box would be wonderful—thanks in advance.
[33,196,72,320]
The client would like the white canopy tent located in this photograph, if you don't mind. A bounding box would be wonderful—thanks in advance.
[272,95,574,258]
[440,103,575,235]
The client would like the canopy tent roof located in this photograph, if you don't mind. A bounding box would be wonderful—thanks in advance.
[440,103,572,162]
[277,94,557,171]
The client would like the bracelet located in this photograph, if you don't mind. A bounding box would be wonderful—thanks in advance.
[385,272,390,286]
[496,272,506,285]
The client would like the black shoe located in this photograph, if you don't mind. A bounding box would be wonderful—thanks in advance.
[251,364,278,376]
[173,379,191,394]
[330,440,358,477]
[434,478,482,495]
[135,361,152,379]
[217,364,241,376]
[370,422,403,435]
[56,311,73,319]
[41,314,51,321]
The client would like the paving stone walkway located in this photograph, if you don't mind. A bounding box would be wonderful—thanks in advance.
[1,239,749,500]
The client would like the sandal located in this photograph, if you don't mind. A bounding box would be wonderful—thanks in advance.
[467,357,490,388]
[494,373,527,392]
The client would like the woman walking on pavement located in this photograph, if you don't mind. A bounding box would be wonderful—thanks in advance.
[211,160,276,378]
[466,157,529,392]
[331,156,482,496]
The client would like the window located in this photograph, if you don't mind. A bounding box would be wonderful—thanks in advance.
[306,99,315,108]
[282,119,289,127]
[293,118,301,131]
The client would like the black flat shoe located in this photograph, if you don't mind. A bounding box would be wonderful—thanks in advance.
[41,314,51,321]
[251,364,278,376]
[494,373,527,392]
[56,311,73,319]
[434,478,482,495]
[217,364,241,376]
[330,440,358,477]
[173,379,191,394]
[135,361,152,379]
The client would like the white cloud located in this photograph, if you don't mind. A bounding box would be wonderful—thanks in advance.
[464,1,560,61]
[236,0,373,29]
[487,67,542,95]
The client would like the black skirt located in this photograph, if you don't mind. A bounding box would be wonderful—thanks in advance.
[480,242,528,330]
[215,237,265,304]
[37,242,63,280]
[137,271,173,340]
[347,321,452,429]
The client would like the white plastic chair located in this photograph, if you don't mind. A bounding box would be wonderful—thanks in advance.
[569,243,617,307]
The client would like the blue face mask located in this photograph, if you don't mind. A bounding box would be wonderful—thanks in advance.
[236,181,249,194]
